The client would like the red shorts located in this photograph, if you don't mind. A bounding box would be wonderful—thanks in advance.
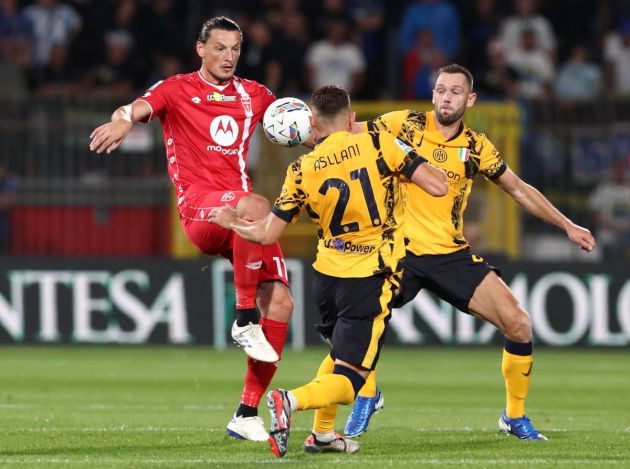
[179,188,289,285]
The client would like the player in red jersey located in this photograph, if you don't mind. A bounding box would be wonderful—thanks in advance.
[89,16,294,441]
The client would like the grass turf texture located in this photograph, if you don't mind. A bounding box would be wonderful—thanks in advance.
[1,347,629,467]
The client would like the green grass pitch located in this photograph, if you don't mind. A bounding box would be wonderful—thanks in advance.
[1,346,629,467]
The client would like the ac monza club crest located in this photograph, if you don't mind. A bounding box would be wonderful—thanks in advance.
[241,95,252,114]
[210,115,239,146]
[220,192,236,202]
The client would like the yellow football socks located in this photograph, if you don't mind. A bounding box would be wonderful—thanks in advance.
[291,373,356,410]
[357,370,377,398]
[310,354,338,433]
[502,349,533,418]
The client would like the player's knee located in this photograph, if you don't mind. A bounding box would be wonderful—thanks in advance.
[237,193,271,220]
[505,309,532,343]
[333,364,366,399]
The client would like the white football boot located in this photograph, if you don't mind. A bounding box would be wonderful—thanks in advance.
[226,414,269,441]
[231,321,279,363]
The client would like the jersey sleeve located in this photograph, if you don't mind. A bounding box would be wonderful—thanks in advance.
[261,84,276,109]
[365,110,409,138]
[271,157,306,224]
[478,134,507,180]
[134,78,175,123]
[380,132,427,179]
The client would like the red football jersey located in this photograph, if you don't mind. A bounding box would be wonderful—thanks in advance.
[136,71,276,208]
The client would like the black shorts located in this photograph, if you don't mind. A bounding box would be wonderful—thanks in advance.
[394,248,500,313]
[313,271,398,370]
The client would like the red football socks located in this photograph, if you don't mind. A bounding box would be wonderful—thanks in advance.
[232,234,264,315]
[239,317,289,407]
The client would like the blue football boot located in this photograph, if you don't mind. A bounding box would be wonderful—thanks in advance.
[499,410,548,440]
[344,388,384,438]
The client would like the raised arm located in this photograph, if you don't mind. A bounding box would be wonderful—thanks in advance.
[208,205,288,245]
[494,168,595,252]
[89,100,152,154]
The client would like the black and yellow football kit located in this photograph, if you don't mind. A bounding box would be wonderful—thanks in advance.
[366,110,505,311]
[364,110,533,421]
[272,129,426,369]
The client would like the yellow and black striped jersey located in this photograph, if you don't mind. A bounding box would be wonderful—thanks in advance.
[272,130,426,277]
[366,110,507,255]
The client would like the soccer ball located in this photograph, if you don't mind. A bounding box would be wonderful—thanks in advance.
[263,97,312,147]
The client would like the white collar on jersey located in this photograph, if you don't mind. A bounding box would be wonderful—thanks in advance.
[197,70,231,91]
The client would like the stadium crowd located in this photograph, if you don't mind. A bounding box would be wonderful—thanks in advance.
[0,0,628,260]
[1,0,630,101]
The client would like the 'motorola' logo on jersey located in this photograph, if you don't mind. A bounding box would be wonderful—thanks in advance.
[210,115,239,146]
[433,148,448,163]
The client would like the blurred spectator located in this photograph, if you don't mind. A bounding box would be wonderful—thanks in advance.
[349,0,386,98]
[554,45,602,102]
[588,158,630,260]
[268,7,310,97]
[23,0,82,70]
[0,0,32,68]
[313,0,350,39]
[238,19,281,92]
[0,161,16,253]
[402,28,446,99]
[31,40,83,94]
[603,18,630,97]
[143,0,187,64]
[460,0,502,79]
[499,0,556,62]
[145,53,183,87]
[475,39,518,99]
[398,0,460,61]
[505,27,554,100]
[306,18,365,96]
[88,30,141,96]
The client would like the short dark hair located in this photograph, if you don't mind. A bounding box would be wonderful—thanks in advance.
[437,64,474,92]
[197,16,242,43]
[311,85,350,117]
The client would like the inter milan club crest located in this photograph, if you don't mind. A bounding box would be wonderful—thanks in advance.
[433,148,448,163]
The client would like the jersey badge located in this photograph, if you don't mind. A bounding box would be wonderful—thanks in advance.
[191,96,201,104]
[240,95,252,114]
[459,148,470,162]
[394,138,413,154]
[220,192,236,202]
[433,148,448,163]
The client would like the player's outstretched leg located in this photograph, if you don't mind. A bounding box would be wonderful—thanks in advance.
[266,389,293,458]
[230,194,279,363]
[498,411,548,441]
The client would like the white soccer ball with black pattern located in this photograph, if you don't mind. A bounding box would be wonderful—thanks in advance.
[263,97,312,147]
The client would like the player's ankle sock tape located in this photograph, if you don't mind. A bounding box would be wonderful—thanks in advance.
[235,307,259,327]
[504,340,532,356]
[235,403,258,418]
[333,364,366,397]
